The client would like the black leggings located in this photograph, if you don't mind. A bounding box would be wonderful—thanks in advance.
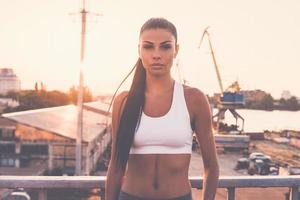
[118,191,192,200]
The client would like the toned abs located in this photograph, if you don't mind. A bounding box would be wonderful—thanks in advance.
[121,154,191,198]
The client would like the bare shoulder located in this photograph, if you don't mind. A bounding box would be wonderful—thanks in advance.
[111,91,129,136]
[183,85,213,137]
[113,91,129,108]
[183,85,208,109]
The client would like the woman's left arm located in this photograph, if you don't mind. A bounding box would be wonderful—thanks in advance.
[191,89,219,200]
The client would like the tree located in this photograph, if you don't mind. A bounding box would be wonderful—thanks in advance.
[260,94,274,110]
[285,96,299,110]
[68,85,93,104]
[3,90,71,113]
[68,86,77,104]
[5,91,19,101]
[35,82,38,91]
[2,86,94,113]
[40,82,46,91]
[279,98,286,104]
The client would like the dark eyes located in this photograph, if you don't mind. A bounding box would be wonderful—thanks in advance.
[142,44,153,49]
[161,44,172,49]
[142,44,172,50]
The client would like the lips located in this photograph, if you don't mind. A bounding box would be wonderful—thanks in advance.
[151,63,164,67]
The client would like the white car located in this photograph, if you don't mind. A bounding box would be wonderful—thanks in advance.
[5,189,31,200]
[249,152,271,162]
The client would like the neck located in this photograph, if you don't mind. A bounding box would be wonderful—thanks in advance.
[145,74,174,94]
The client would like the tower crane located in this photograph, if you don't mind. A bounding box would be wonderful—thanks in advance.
[198,27,245,133]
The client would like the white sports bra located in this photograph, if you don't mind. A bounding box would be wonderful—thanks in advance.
[129,81,193,154]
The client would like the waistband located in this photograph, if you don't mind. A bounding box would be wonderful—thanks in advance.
[118,191,192,200]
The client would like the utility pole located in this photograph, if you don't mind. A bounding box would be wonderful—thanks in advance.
[73,0,101,176]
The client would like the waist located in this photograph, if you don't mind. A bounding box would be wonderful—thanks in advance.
[127,154,191,173]
[121,178,191,200]
[118,190,192,200]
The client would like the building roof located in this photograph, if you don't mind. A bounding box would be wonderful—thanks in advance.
[2,101,111,142]
[0,68,18,78]
[0,116,17,127]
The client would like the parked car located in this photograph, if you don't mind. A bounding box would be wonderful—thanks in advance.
[288,167,300,175]
[235,152,279,175]
[249,152,271,162]
[4,188,31,200]
[247,152,278,175]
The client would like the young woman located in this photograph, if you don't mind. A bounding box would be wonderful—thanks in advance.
[105,18,219,200]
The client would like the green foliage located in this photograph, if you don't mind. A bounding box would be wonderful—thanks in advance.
[245,94,300,111]
[68,85,93,104]
[278,96,300,111]
[5,91,19,101]
[2,86,93,113]
[260,94,274,110]
[245,93,274,110]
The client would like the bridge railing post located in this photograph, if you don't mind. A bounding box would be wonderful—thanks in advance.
[290,186,299,200]
[227,187,235,200]
[100,188,105,200]
[38,189,47,200]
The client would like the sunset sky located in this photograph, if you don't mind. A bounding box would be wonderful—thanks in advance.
[1,0,299,98]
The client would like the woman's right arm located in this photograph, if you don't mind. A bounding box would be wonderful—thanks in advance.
[105,91,128,200]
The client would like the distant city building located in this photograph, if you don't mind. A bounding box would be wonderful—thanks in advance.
[0,68,21,95]
[281,90,292,100]
[240,90,269,102]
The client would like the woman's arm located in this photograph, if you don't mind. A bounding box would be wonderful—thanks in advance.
[105,92,128,200]
[191,89,219,200]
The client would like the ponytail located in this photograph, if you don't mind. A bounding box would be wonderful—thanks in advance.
[115,59,146,169]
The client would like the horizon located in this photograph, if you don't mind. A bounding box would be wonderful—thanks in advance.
[1,0,300,99]
[1,80,298,100]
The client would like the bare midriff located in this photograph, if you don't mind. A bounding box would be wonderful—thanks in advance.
[121,154,192,199]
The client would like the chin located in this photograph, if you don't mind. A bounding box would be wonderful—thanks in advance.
[148,70,169,77]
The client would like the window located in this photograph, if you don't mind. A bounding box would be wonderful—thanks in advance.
[0,158,15,167]
[1,129,15,140]
[8,158,14,166]
[0,144,15,153]
[21,145,48,155]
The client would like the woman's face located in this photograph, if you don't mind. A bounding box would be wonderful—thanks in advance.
[138,28,179,77]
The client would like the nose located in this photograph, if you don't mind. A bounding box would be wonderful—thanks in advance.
[152,48,161,60]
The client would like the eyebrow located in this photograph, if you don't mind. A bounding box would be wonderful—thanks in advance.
[142,40,173,45]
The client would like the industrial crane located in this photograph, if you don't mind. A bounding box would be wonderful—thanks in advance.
[198,27,245,133]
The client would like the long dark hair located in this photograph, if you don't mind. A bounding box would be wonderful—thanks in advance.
[114,18,178,170]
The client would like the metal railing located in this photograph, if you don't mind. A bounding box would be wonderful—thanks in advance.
[0,175,299,200]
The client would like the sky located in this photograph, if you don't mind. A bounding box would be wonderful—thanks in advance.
[1,0,300,98]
